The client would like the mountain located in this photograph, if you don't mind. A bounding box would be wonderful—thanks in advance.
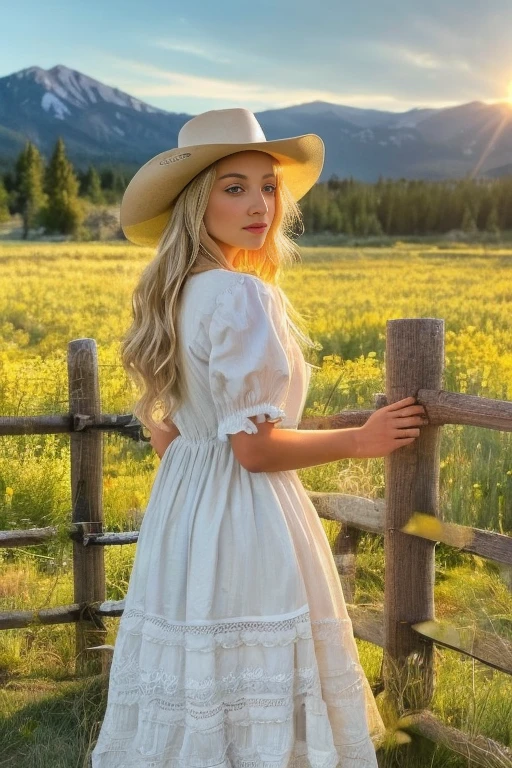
[0,65,186,171]
[1,64,512,182]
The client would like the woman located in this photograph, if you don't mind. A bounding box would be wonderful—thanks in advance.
[91,108,427,767]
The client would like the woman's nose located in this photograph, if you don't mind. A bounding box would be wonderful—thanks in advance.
[248,195,268,214]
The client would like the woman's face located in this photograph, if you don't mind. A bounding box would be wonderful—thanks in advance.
[203,150,276,263]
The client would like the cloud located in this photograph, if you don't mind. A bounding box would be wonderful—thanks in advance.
[364,41,473,74]
[398,48,472,73]
[96,55,462,111]
[152,38,231,65]
[399,50,443,70]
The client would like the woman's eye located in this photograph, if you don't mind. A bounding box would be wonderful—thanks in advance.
[225,184,276,194]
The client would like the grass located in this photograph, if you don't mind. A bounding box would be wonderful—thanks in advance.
[1,239,512,766]
[1,536,511,767]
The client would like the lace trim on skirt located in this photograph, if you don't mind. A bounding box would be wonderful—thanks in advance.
[91,606,384,768]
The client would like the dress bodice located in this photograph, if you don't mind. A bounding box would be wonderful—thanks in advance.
[170,270,312,442]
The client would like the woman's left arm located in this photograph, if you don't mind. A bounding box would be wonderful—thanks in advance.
[149,418,181,459]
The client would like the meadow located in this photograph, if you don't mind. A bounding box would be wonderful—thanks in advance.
[0,240,511,767]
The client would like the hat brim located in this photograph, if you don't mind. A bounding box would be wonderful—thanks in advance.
[120,134,325,247]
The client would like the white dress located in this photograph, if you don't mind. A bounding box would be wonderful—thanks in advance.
[91,269,386,768]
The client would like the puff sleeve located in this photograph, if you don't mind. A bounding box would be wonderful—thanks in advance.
[208,275,291,442]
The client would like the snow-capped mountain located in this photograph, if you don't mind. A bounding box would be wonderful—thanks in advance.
[31,64,166,116]
[0,64,187,170]
[1,64,512,181]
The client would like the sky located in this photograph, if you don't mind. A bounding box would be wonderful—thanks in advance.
[3,0,512,115]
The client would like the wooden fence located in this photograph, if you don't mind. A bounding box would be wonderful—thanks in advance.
[1,319,512,766]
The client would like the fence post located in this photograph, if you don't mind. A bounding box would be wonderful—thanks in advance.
[333,525,360,603]
[68,338,107,676]
[383,318,444,714]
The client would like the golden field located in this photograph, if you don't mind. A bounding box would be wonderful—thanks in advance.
[0,240,511,767]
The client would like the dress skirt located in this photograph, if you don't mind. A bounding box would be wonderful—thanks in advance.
[90,435,386,767]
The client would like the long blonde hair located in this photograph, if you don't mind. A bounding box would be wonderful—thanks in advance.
[120,153,318,433]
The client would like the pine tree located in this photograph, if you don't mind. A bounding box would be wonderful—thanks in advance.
[327,200,343,233]
[485,205,500,235]
[112,169,127,196]
[100,167,127,203]
[460,204,478,234]
[13,141,47,239]
[0,178,9,223]
[42,137,83,235]
[366,212,383,236]
[82,165,105,204]
[100,168,115,191]
[2,170,15,195]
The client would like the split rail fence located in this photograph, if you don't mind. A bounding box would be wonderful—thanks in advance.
[1,318,511,766]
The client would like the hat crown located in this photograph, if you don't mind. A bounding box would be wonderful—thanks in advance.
[178,108,267,148]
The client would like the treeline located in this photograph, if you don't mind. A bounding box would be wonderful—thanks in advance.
[300,175,510,236]
[0,137,130,238]
[1,136,512,239]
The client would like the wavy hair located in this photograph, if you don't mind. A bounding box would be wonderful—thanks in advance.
[120,152,319,433]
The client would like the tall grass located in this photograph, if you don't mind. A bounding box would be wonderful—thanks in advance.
[1,240,511,766]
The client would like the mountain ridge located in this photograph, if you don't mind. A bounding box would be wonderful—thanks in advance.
[1,64,512,181]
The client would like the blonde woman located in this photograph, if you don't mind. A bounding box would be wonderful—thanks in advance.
[91,108,427,767]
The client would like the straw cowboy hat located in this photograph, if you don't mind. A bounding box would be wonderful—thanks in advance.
[120,107,325,247]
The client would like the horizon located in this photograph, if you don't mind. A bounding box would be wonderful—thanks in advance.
[3,0,512,115]
[3,62,511,118]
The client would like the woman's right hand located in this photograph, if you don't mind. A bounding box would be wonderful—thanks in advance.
[355,396,428,458]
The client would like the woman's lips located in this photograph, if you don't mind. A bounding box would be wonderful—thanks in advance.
[243,225,267,233]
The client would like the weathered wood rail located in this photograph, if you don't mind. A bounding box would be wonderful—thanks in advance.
[1,320,511,766]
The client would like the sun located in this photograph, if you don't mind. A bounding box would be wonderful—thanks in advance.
[508,81,512,105]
